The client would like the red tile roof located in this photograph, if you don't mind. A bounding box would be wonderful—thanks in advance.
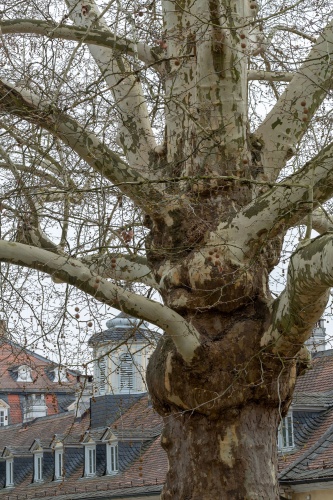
[0,340,77,393]
[295,349,333,394]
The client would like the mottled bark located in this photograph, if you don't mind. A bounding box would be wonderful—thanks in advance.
[2,1,333,498]
[147,311,297,499]
[161,406,280,500]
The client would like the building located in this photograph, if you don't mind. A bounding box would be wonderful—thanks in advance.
[88,313,158,397]
[1,314,332,499]
[278,320,333,499]
[0,319,83,426]
[0,313,165,499]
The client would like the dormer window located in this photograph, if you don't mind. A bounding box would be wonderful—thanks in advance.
[30,441,44,483]
[102,428,119,475]
[6,458,14,487]
[53,366,68,383]
[2,449,14,488]
[17,365,32,382]
[0,399,9,426]
[54,447,64,480]
[34,452,43,482]
[82,435,96,478]
[278,412,294,451]
[84,444,96,477]
[106,442,119,475]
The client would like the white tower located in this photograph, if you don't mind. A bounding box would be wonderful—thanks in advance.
[88,313,157,395]
[305,318,326,353]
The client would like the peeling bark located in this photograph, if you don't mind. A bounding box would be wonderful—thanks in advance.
[2,1,333,498]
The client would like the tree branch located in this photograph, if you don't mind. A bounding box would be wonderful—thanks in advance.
[82,253,159,289]
[0,80,164,215]
[248,70,293,82]
[261,233,333,355]
[255,19,333,181]
[214,140,333,258]
[65,0,157,172]
[0,240,200,363]
[0,19,159,67]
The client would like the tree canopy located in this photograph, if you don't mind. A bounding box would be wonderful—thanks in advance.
[1,0,333,497]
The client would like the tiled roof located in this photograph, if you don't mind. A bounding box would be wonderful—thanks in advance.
[295,349,333,394]
[0,412,89,449]
[0,394,168,499]
[88,328,154,346]
[279,406,333,483]
[88,313,160,346]
[279,350,333,484]
[0,340,77,393]
[90,393,146,429]
[292,391,333,409]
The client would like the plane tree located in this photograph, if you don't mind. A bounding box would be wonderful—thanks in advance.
[1,0,333,497]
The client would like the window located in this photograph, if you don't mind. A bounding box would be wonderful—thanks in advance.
[53,366,68,383]
[24,394,47,422]
[5,459,14,487]
[34,453,43,482]
[0,409,8,426]
[17,365,32,382]
[54,449,64,480]
[84,445,96,477]
[0,399,9,426]
[278,412,294,451]
[119,354,134,393]
[96,356,107,395]
[106,443,119,475]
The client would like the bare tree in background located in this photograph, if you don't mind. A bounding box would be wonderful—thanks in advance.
[1,0,333,497]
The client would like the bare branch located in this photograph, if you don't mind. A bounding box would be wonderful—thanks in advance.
[65,0,157,172]
[0,80,164,215]
[0,19,159,67]
[215,140,333,257]
[83,252,159,289]
[248,70,293,82]
[255,19,333,181]
[261,234,333,355]
[0,240,200,362]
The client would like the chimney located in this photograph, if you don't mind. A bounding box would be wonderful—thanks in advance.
[0,318,7,338]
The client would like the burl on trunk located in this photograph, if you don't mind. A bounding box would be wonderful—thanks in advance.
[148,311,299,500]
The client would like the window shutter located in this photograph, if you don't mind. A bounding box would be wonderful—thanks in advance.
[99,357,107,395]
[120,354,134,392]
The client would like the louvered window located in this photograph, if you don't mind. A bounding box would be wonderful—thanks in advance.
[98,356,107,395]
[119,354,134,392]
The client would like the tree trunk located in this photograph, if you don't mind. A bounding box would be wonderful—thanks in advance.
[147,312,298,499]
[161,406,280,500]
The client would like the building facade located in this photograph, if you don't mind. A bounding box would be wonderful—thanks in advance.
[0,319,82,425]
[89,313,159,396]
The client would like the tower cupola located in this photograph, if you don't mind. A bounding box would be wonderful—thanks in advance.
[88,313,157,395]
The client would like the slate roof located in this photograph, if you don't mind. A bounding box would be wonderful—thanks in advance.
[279,349,333,485]
[0,394,167,499]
